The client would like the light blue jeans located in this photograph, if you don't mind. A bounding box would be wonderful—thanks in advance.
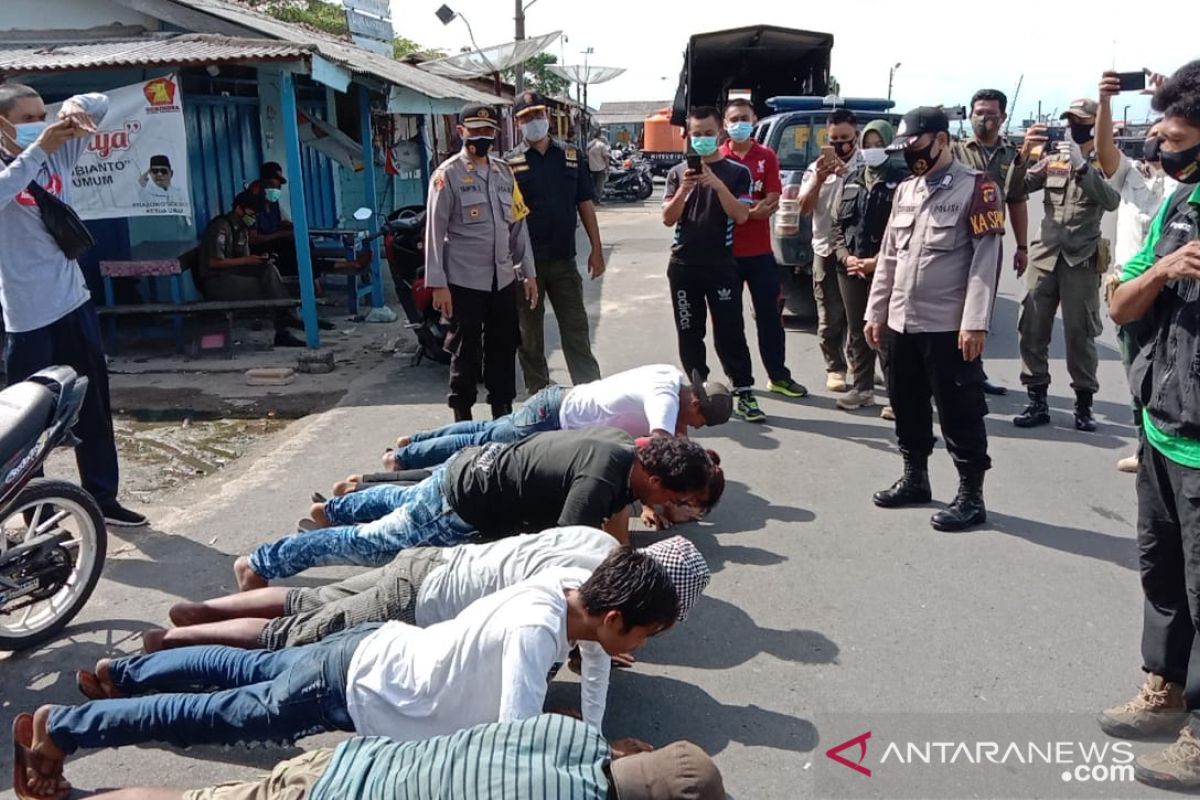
[249,467,474,580]
[394,384,567,468]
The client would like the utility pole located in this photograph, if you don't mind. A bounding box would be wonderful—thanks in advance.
[887,62,901,102]
[514,0,525,95]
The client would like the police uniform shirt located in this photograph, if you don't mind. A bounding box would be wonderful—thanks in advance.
[198,214,249,282]
[1024,151,1121,268]
[866,158,1004,333]
[423,152,535,292]
[506,139,595,262]
[952,137,1029,206]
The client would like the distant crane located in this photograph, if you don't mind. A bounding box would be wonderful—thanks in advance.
[1005,74,1023,135]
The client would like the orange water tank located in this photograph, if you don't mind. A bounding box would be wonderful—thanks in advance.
[644,108,685,153]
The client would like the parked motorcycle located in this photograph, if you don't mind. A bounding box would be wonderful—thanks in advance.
[603,158,655,202]
[0,366,106,651]
[382,205,451,366]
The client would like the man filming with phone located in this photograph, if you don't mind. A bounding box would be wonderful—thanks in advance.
[662,106,761,423]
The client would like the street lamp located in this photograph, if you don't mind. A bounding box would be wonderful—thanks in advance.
[434,5,496,74]
[513,0,542,95]
[887,62,901,102]
[1123,104,1131,129]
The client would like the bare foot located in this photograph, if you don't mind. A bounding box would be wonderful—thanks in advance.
[169,600,213,627]
[381,450,401,470]
[310,503,331,528]
[234,556,268,592]
[396,435,411,447]
[142,628,167,653]
[331,475,361,497]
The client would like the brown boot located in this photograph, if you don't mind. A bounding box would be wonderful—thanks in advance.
[1098,674,1187,739]
[1135,723,1200,791]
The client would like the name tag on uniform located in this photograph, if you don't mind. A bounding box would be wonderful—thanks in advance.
[512,164,530,173]
[461,174,475,185]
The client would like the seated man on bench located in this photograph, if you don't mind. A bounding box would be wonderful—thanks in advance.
[197,190,306,348]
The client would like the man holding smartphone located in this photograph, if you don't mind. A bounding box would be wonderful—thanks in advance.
[662,106,761,422]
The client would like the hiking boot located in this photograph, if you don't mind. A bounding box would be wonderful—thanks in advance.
[1117,454,1140,473]
[767,378,808,398]
[1099,674,1187,739]
[490,403,513,420]
[930,471,987,531]
[735,391,767,423]
[873,455,932,508]
[1075,391,1098,432]
[1135,724,1200,791]
[836,389,876,411]
[880,405,895,421]
[826,372,848,393]
[1013,387,1050,428]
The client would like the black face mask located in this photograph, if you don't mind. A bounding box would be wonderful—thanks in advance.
[1070,124,1094,145]
[904,138,941,176]
[466,136,494,158]
[832,139,855,160]
[1143,137,1162,163]
[1161,139,1200,184]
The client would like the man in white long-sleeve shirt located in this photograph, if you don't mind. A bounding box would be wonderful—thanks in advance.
[0,83,145,526]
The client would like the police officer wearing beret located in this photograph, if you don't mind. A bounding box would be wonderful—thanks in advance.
[864,107,1004,531]
[425,104,538,421]
[505,92,604,393]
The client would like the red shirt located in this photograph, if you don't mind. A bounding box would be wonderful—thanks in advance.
[719,139,782,257]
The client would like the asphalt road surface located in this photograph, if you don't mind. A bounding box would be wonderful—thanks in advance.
[2,195,1164,799]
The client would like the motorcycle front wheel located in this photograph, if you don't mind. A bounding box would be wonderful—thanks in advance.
[0,479,106,650]
[637,177,654,201]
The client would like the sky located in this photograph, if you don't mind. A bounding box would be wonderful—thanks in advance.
[391,0,1196,127]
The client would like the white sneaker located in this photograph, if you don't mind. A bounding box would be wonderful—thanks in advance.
[1117,454,1139,473]
[836,389,876,411]
[880,405,895,421]
[826,372,848,392]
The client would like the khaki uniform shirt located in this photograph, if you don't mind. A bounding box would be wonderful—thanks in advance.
[197,214,249,282]
[424,152,534,292]
[866,158,1004,333]
[952,137,1029,205]
[1024,152,1121,269]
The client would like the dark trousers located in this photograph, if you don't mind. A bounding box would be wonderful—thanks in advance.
[1137,444,1200,715]
[885,329,990,473]
[813,253,848,374]
[668,262,754,390]
[737,254,790,383]
[202,264,293,332]
[252,236,298,277]
[445,281,519,411]
[837,271,876,393]
[4,301,119,505]
[591,170,607,200]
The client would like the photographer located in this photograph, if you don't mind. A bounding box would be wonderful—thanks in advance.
[1100,60,1200,791]
[0,83,146,527]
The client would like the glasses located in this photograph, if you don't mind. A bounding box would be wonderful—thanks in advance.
[149,168,171,175]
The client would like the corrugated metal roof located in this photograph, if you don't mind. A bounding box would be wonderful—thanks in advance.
[0,34,312,74]
[161,0,505,105]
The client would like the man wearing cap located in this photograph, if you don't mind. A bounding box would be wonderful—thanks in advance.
[1015,97,1121,432]
[426,104,538,422]
[136,154,186,206]
[864,107,1004,532]
[196,190,305,348]
[506,91,605,393]
[250,161,298,275]
[380,363,731,470]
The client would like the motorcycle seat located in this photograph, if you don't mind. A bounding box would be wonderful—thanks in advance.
[0,381,57,464]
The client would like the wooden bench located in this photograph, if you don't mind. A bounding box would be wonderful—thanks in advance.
[98,299,300,358]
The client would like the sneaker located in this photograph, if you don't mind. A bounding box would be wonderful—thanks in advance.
[880,405,895,421]
[735,392,767,423]
[767,378,808,398]
[826,372,848,393]
[1135,725,1200,791]
[836,389,876,411]
[1117,454,1140,473]
[101,502,148,528]
[1099,674,1187,739]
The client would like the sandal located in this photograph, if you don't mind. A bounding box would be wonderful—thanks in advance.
[311,492,326,504]
[75,670,107,701]
[12,713,68,800]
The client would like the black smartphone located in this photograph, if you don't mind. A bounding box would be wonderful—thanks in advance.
[686,153,702,172]
[1044,127,1065,143]
[1116,70,1147,92]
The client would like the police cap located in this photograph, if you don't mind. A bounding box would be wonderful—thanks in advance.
[459,104,500,131]
[513,91,548,117]
[887,106,951,152]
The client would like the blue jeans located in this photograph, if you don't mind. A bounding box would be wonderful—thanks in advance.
[47,624,378,753]
[249,470,475,579]
[395,384,567,468]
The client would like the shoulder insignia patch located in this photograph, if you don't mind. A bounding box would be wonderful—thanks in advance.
[511,181,530,222]
[433,173,446,191]
[565,147,578,160]
[968,176,1005,238]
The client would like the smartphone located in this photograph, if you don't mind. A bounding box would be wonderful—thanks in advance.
[1044,127,1065,143]
[819,144,836,166]
[1116,70,1147,92]
[686,153,702,172]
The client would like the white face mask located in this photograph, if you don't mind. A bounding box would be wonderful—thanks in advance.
[862,148,889,168]
[521,118,550,142]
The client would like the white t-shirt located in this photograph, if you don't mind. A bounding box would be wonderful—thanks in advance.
[415,526,618,626]
[346,567,611,741]
[558,364,683,436]
[800,148,862,258]
[1109,154,1178,268]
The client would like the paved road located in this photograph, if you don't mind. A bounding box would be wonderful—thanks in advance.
[2,197,1162,798]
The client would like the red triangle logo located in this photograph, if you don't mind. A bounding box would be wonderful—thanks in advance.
[826,731,872,777]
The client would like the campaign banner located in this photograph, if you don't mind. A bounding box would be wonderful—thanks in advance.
[58,75,192,219]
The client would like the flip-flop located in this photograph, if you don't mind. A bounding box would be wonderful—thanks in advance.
[297,517,319,532]
[75,670,106,701]
[311,492,326,504]
[11,713,68,800]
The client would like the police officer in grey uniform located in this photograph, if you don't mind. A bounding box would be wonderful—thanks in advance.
[424,104,538,421]
[1016,98,1120,432]
[864,107,1004,531]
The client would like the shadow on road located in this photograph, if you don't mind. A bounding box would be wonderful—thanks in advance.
[975,511,1137,571]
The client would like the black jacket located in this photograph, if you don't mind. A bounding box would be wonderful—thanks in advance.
[832,161,910,267]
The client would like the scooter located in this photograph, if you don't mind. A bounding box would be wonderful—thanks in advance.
[0,366,106,651]
[382,205,451,366]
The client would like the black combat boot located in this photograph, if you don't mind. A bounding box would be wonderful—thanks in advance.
[1074,391,1098,432]
[930,470,987,531]
[491,402,513,420]
[1013,386,1051,428]
[452,406,473,422]
[872,454,933,508]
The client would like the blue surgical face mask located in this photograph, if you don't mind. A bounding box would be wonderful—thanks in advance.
[14,121,48,148]
[264,187,283,203]
[725,121,753,142]
[690,135,719,156]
